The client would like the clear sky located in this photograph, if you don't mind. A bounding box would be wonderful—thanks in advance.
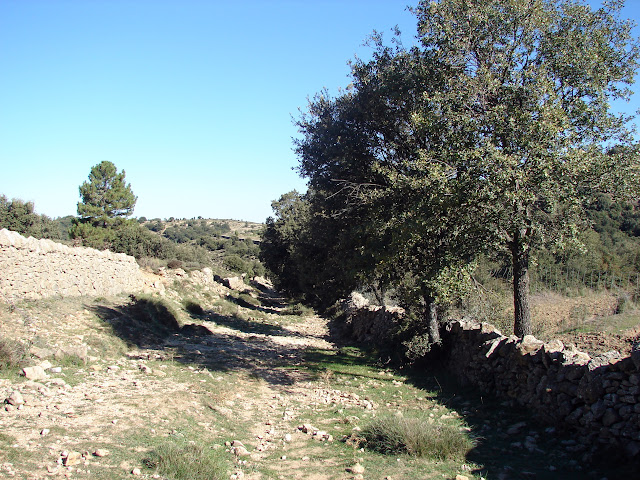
[1,0,639,223]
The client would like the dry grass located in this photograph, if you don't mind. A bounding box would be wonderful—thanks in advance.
[143,442,228,480]
[361,414,475,461]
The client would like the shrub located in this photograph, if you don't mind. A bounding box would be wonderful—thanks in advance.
[283,303,314,316]
[224,255,249,274]
[361,415,474,461]
[167,259,183,270]
[129,295,181,333]
[143,442,227,480]
[0,338,29,371]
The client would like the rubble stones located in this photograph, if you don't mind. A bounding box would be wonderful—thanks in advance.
[441,319,640,460]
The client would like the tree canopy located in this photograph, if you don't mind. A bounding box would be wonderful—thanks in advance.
[70,161,137,248]
[287,0,640,338]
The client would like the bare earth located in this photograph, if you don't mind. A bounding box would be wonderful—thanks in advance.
[1,274,637,479]
[0,276,380,480]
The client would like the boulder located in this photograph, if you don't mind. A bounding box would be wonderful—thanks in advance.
[22,366,47,381]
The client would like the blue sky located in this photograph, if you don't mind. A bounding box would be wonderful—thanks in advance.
[1,0,639,223]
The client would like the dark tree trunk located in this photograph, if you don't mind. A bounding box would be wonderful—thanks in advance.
[511,233,532,337]
[426,299,441,345]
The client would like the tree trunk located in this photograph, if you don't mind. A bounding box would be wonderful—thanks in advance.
[511,234,532,337]
[426,299,441,345]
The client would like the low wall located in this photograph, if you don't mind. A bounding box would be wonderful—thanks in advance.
[338,295,640,460]
[0,229,144,302]
[444,320,640,459]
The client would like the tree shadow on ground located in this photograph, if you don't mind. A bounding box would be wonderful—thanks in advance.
[224,294,280,315]
[401,362,635,480]
[89,295,315,387]
[203,310,304,338]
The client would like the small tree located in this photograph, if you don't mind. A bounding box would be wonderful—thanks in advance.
[70,161,137,248]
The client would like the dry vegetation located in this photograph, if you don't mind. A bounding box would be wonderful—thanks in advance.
[0,271,636,479]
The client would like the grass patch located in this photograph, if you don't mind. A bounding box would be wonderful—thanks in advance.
[143,441,228,480]
[237,293,260,308]
[361,414,474,461]
[282,302,314,316]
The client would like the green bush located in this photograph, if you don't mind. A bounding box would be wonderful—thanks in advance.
[361,415,474,461]
[224,255,249,274]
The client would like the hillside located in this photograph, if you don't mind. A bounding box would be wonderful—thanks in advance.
[0,269,632,479]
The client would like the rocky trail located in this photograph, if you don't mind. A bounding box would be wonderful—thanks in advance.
[0,271,631,479]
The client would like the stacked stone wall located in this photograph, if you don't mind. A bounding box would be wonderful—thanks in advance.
[340,298,640,460]
[443,320,640,459]
[0,229,144,301]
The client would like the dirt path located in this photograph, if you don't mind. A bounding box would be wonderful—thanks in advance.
[1,275,631,480]
[0,278,387,480]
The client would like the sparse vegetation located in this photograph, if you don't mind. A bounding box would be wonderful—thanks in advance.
[0,337,29,371]
[143,442,228,480]
[183,299,205,316]
[361,414,475,460]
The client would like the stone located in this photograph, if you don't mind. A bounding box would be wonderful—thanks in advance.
[132,467,142,475]
[601,409,620,427]
[507,421,527,435]
[23,366,47,381]
[222,276,251,292]
[518,335,545,355]
[300,424,317,434]
[39,360,53,370]
[456,476,470,480]
[64,451,82,466]
[6,391,24,406]
[93,449,109,457]
[348,463,365,474]
[30,346,54,359]
[231,440,250,457]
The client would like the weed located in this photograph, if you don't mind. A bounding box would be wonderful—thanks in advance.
[282,302,314,316]
[361,414,474,461]
[143,441,228,480]
[0,338,29,371]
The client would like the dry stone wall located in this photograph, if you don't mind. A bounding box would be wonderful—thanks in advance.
[339,297,640,460]
[336,293,404,345]
[0,229,144,302]
[443,320,640,459]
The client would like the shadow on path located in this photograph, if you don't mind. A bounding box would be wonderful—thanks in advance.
[89,295,319,388]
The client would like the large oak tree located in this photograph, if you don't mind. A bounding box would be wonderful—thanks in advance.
[295,0,640,337]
